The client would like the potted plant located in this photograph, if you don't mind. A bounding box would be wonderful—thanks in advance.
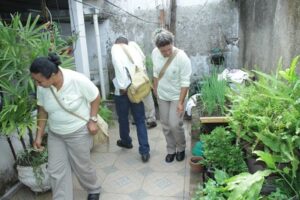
[189,156,204,173]
[197,70,230,124]
[16,147,50,192]
[198,71,228,116]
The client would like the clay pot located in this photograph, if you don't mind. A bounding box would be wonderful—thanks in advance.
[189,156,204,173]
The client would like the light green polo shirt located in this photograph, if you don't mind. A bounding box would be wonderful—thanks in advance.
[37,68,99,135]
[152,47,192,101]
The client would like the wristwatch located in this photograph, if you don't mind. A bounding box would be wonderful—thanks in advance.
[89,116,98,122]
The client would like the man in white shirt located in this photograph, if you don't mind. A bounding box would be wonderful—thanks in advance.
[128,41,157,129]
[111,36,150,162]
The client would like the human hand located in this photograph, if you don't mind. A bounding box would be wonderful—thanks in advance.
[176,103,184,118]
[88,121,99,135]
[153,88,158,97]
[33,135,45,151]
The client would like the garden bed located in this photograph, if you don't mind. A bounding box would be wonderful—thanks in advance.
[199,116,229,124]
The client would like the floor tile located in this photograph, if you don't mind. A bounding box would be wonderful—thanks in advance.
[9,120,196,200]
[100,193,134,200]
[142,172,185,197]
[102,170,144,194]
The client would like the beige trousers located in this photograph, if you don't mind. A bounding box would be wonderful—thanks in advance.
[48,126,101,200]
[157,99,186,154]
[143,91,156,123]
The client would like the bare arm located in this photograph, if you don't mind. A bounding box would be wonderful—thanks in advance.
[177,87,189,115]
[33,106,48,150]
[87,94,101,135]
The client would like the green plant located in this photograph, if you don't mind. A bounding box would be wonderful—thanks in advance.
[201,127,248,176]
[224,170,272,200]
[228,56,300,199]
[145,55,154,82]
[0,14,74,137]
[16,148,48,186]
[192,169,230,200]
[98,102,114,126]
[254,151,300,199]
[198,70,229,116]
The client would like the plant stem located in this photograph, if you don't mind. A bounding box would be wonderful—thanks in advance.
[278,171,299,198]
[6,137,17,160]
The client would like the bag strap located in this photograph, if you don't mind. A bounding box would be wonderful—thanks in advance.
[50,87,88,122]
[158,49,179,80]
[120,44,135,65]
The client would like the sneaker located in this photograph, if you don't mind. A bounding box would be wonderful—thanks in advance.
[146,121,157,129]
[116,140,133,149]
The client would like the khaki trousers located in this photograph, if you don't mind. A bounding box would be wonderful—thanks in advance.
[157,99,186,154]
[143,91,156,123]
[48,126,101,200]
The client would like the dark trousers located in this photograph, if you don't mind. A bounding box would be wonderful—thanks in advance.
[114,94,150,155]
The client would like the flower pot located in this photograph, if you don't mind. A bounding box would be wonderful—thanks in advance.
[17,163,51,192]
[189,156,204,173]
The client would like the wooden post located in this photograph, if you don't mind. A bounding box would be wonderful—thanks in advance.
[170,0,177,35]
[159,8,165,28]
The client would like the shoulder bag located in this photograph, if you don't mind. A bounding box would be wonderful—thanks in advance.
[120,44,152,103]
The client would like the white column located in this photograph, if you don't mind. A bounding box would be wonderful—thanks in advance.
[68,0,90,78]
[93,13,106,100]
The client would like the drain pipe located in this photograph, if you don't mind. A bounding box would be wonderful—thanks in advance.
[93,10,106,100]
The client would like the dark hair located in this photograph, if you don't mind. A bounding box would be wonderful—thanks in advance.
[153,28,174,48]
[30,53,61,79]
[115,36,128,44]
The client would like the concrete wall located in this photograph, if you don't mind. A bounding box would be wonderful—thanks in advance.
[176,0,239,82]
[100,0,239,89]
[239,0,300,72]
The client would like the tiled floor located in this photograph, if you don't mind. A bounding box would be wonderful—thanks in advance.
[10,121,199,200]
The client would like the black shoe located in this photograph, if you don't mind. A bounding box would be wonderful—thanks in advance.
[117,140,133,149]
[141,153,150,162]
[87,193,100,200]
[165,153,176,163]
[176,151,185,161]
[147,121,157,129]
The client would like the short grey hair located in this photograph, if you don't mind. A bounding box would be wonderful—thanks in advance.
[153,28,174,48]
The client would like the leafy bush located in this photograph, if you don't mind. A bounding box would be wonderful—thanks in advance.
[192,169,229,200]
[228,56,300,198]
[0,14,74,137]
[201,127,248,176]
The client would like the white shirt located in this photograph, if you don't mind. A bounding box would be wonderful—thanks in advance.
[152,46,192,101]
[111,42,146,95]
[37,67,99,135]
